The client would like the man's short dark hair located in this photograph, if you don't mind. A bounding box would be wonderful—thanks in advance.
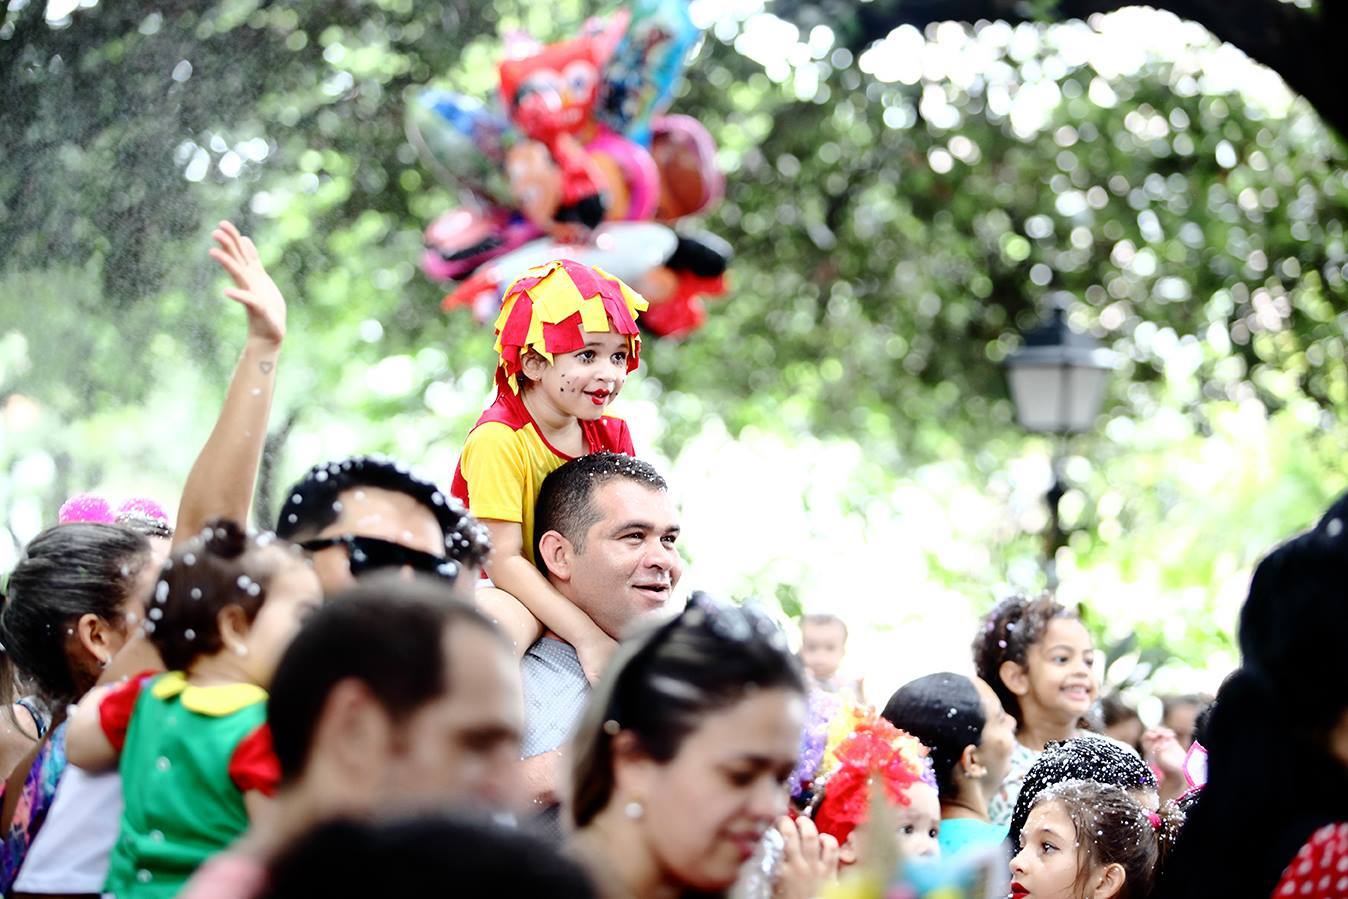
[532,453,668,566]
[267,574,504,784]
[275,455,490,568]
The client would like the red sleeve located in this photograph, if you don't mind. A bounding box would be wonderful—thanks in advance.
[228,723,280,797]
[98,671,155,753]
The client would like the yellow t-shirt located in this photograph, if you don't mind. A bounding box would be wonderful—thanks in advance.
[450,389,634,562]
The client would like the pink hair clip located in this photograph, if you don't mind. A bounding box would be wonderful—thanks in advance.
[1146,811,1162,831]
[58,493,117,524]
[58,493,169,530]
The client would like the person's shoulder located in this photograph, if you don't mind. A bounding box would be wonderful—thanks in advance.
[589,414,634,454]
[471,391,532,433]
[523,637,586,678]
[1274,822,1348,898]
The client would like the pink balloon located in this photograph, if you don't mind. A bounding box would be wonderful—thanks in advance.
[586,131,660,221]
[650,114,723,218]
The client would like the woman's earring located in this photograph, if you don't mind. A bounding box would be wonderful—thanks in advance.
[624,800,644,820]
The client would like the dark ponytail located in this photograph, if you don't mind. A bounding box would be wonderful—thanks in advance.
[0,523,152,707]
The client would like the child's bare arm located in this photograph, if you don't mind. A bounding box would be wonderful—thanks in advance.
[483,520,615,684]
[475,586,544,658]
[173,221,285,545]
[65,684,118,772]
[244,790,273,824]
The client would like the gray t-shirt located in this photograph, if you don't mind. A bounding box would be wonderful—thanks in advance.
[520,636,590,843]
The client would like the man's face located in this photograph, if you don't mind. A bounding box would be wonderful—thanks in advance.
[382,624,525,812]
[308,486,467,598]
[558,479,682,639]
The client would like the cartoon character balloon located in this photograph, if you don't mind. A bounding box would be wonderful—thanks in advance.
[406,0,729,338]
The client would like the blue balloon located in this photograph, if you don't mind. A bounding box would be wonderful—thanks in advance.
[599,0,701,145]
[405,89,516,207]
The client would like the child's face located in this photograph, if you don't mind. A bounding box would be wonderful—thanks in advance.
[1010,801,1082,899]
[526,330,631,421]
[894,782,941,860]
[1021,618,1097,724]
[238,554,323,686]
[839,782,942,868]
[800,619,846,681]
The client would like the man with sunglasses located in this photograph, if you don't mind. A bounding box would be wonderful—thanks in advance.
[275,455,491,598]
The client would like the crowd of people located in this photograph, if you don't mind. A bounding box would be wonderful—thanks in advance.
[0,222,1344,898]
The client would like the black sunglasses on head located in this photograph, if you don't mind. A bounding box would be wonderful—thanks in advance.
[299,535,461,582]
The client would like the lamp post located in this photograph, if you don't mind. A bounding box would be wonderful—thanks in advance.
[1004,300,1119,589]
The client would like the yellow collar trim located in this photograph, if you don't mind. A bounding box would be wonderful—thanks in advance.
[151,671,268,717]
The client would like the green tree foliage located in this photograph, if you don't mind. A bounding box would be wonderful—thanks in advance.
[2,1,1346,680]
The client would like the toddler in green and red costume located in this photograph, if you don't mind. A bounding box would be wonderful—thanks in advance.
[67,521,321,898]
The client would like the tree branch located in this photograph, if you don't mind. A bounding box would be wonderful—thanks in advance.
[769,0,1344,136]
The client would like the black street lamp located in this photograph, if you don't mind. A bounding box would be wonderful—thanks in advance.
[1004,299,1119,588]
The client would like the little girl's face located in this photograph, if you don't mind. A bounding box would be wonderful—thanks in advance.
[238,555,322,686]
[1023,618,1097,723]
[893,782,941,860]
[1010,801,1081,899]
[529,330,631,421]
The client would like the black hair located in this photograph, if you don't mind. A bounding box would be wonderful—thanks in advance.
[0,523,152,706]
[570,592,804,829]
[1156,494,1348,899]
[267,574,503,784]
[533,452,668,566]
[1007,734,1157,850]
[971,594,1078,722]
[149,519,302,671]
[259,814,595,898]
[275,455,490,568]
[881,672,985,795]
[1028,780,1182,899]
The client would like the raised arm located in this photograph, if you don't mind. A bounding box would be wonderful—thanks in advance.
[173,221,286,545]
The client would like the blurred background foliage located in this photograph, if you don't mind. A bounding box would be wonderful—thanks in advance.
[2,0,1345,696]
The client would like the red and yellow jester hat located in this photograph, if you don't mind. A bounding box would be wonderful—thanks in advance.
[493,258,648,393]
[812,713,935,846]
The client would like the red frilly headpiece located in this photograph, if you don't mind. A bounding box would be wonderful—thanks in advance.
[812,715,933,846]
[493,258,647,394]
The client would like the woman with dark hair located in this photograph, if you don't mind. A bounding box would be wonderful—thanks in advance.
[1157,495,1348,899]
[882,672,1016,858]
[567,593,818,898]
[0,521,159,890]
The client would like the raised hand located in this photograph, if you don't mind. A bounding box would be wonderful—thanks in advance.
[772,815,839,899]
[209,220,286,345]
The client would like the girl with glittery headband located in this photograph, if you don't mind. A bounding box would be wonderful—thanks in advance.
[810,708,943,867]
[450,258,647,683]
